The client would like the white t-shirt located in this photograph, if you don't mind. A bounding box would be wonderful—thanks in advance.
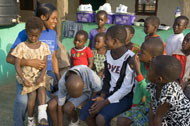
[106,50,135,103]
[166,33,184,55]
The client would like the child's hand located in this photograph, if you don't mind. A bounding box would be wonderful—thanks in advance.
[36,76,44,85]
[98,71,104,79]
[89,99,109,115]
[23,79,32,87]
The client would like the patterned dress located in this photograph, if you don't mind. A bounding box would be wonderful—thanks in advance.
[147,81,190,126]
[92,49,106,73]
[11,42,51,95]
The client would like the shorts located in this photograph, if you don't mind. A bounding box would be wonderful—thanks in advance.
[80,95,133,126]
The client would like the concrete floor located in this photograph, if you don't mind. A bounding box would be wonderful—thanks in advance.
[0,83,117,126]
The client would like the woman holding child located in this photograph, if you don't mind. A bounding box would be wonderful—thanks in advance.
[6,2,60,126]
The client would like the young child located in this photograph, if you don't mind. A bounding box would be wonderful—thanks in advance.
[166,16,189,55]
[144,16,167,54]
[92,32,107,78]
[89,10,107,49]
[11,17,51,126]
[147,55,190,125]
[80,25,135,126]
[48,65,102,126]
[70,30,94,68]
[124,25,140,54]
[117,37,164,126]
[173,33,190,85]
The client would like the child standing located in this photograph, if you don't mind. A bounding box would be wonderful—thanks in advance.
[173,33,190,84]
[117,37,164,126]
[92,32,107,78]
[71,30,94,68]
[89,10,107,49]
[48,65,102,126]
[147,55,190,125]
[80,25,135,126]
[166,16,189,55]
[124,25,140,54]
[11,17,50,126]
[144,16,167,54]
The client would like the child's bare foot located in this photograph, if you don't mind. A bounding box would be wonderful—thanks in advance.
[39,118,48,125]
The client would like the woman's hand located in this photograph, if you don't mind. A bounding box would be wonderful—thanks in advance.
[29,59,46,70]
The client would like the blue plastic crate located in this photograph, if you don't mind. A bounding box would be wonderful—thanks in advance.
[114,14,136,25]
[76,12,94,23]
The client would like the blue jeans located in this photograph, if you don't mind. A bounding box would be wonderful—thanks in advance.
[13,71,56,126]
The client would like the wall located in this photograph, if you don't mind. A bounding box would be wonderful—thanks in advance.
[107,0,183,26]
[0,23,25,85]
[18,0,57,22]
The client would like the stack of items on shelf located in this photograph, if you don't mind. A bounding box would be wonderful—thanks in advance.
[76,3,136,25]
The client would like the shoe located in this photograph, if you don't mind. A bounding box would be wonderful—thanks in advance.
[27,117,36,126]
[68,119,80,126]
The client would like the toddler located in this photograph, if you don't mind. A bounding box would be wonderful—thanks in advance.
[71,30,94,68]
[11,17,50,126]
[92,32,107,78]
[89,10,107,49]
[166,16,189,55]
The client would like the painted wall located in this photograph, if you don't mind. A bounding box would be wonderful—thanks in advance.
[0,23,25,85]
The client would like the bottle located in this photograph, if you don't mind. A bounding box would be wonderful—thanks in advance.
[175,7,181,18]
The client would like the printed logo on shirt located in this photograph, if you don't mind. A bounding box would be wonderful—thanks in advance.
[107,63,120,74]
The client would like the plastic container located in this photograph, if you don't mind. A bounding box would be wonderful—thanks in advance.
[175,7,181,18]
[94,12,114,24]
[114,13,136,25]
[76,12,94,23]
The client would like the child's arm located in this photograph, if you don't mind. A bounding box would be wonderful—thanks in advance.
[149,102,171,126]
[88,57,93,69]
[36,56,48,85]
[52,51,61,81]
[15,57,32,87]
[7,49,46,70]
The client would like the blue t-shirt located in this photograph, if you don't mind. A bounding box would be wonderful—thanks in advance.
[88,28,106,49]
[11,29,58,71]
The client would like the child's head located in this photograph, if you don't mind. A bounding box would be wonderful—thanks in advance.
[124,25,135,44]
[105,25,127,50]
[25,16,43,43]
[147,55,182,84]
[182,33,190,52]
[65,70,84,98]
[74,30,88,49]
[94,32,106,50]
[96,10,107,28]
[35,2,58,30]
[173,16,189,34]
[138,37,164,63]
[144,16,160,35]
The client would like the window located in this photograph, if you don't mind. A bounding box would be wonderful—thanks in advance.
[135,0,158,15]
